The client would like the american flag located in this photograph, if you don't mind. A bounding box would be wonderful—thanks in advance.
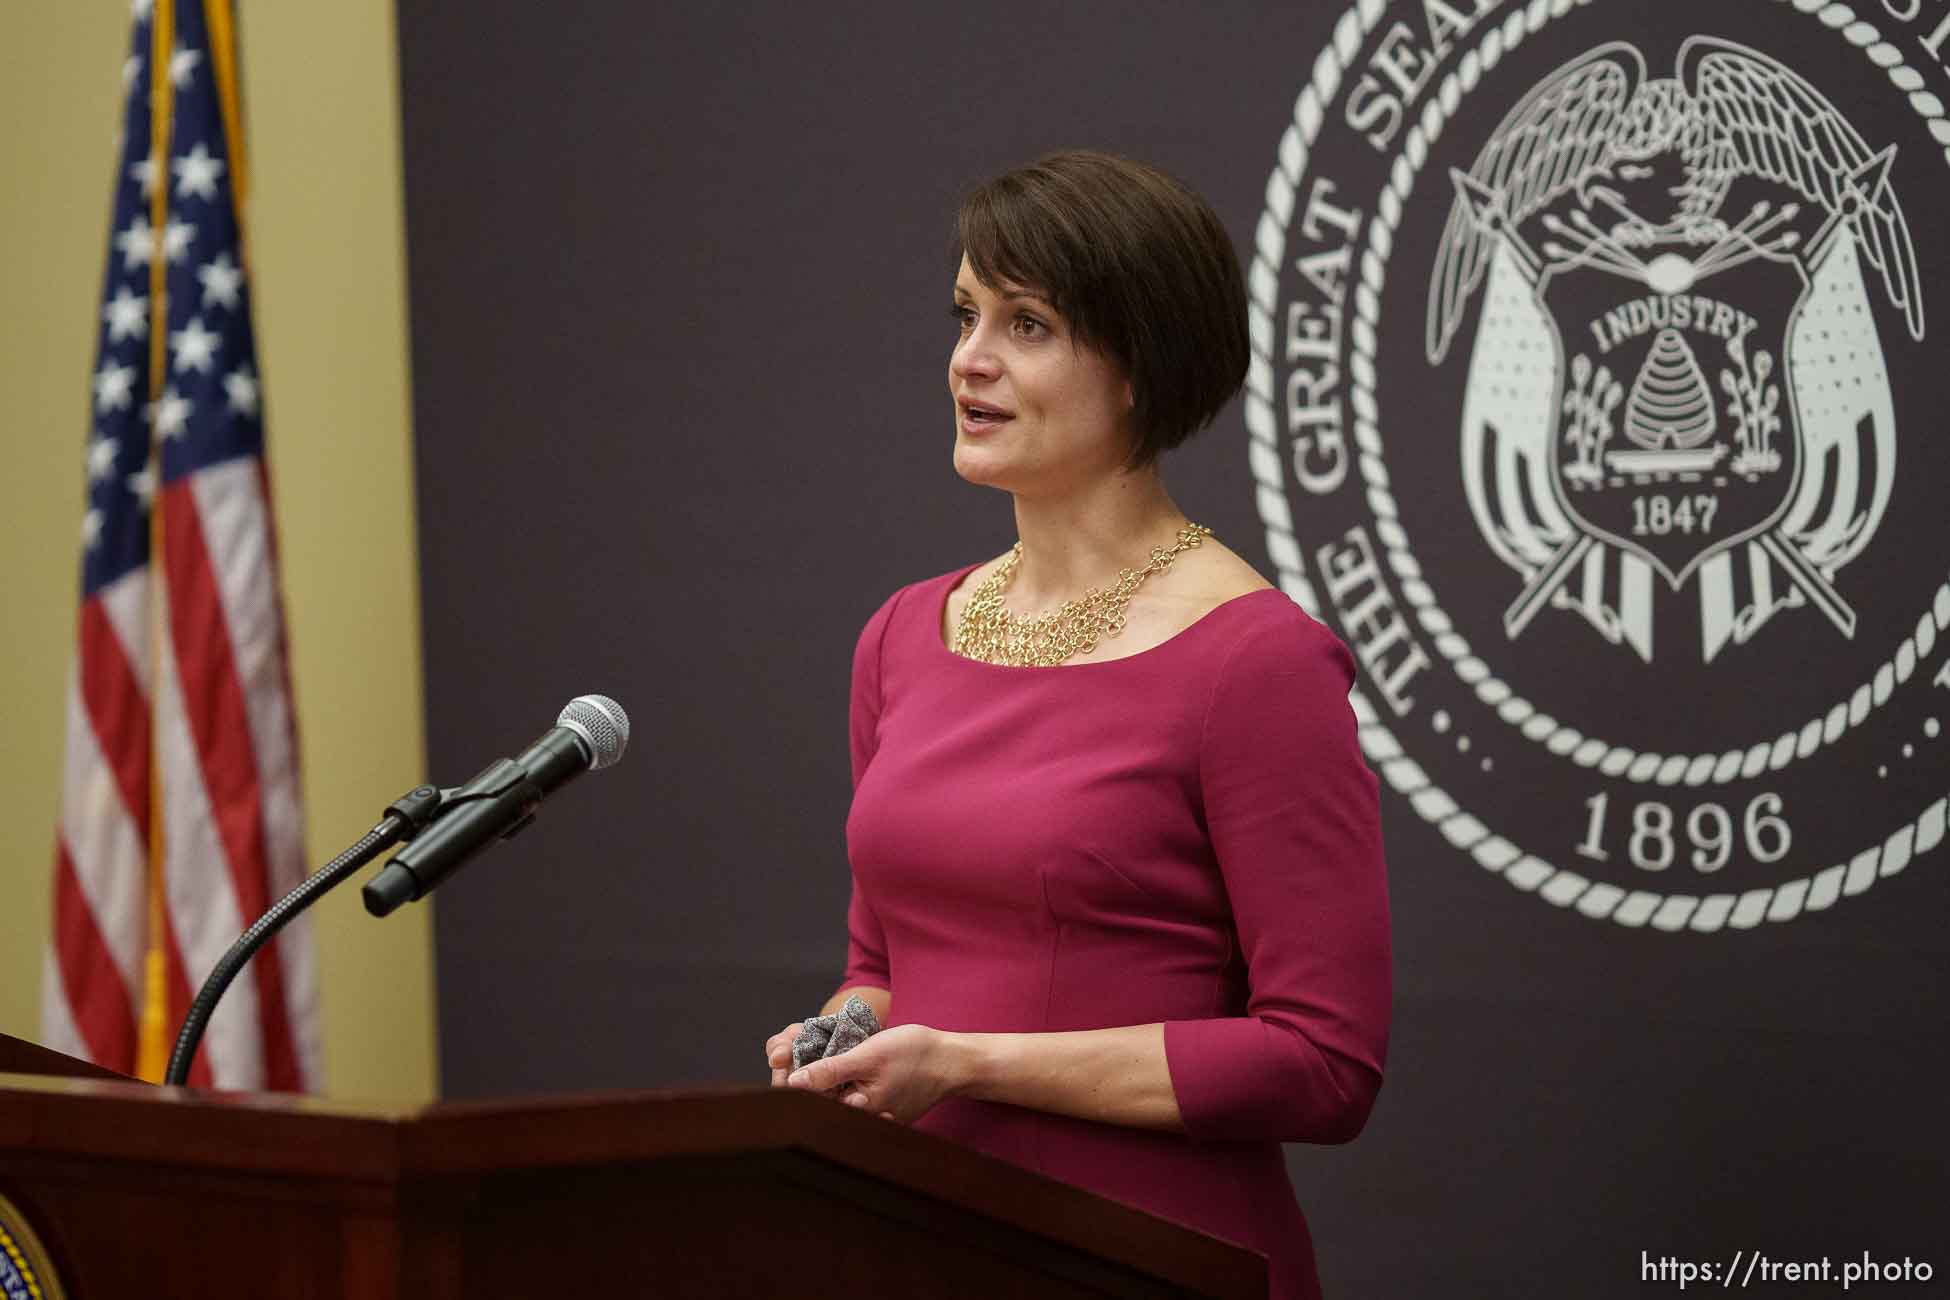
[41,0,318,1091]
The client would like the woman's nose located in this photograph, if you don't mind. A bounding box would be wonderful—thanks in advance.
[952,331,1002,382]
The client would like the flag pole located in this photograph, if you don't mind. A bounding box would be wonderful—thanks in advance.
[204,0,248,210]
[135,0,178,1085]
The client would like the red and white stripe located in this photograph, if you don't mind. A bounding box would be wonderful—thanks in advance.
[45,460,318,1092]
[42,571,151,1072]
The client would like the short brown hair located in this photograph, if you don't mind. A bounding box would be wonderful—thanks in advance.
[956,151,1249,469]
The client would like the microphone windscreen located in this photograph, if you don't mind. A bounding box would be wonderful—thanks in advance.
[558,694,629,770]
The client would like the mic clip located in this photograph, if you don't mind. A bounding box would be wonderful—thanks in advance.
[382,782,452,838]
[381,761,546,845]
[438,758,547,842]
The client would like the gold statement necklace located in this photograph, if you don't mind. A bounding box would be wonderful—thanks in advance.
[952,523,1213,666]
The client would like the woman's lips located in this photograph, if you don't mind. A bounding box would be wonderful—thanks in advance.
[958,401,1013,435]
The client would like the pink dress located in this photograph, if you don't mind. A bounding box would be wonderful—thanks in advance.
[842,563,1392,1300]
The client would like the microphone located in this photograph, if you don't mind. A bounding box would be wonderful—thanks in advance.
[362,695,629,917]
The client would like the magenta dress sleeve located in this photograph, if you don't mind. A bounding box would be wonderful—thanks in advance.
[1162,616,1392,1144]
[842,590,901,990]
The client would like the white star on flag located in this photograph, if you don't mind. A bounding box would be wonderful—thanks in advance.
[198,252,244,310]
[152,387,194,439]
[102,287,149,342]
[130,156,159,198]
[224,364,260,416]
[170,45,202,89]
[127,463,159,507]
[170,318,220,374]
[82,508,105,550]
[88,434,120,483]
[93,361,136,412]
[123,54,142,91]
[162,219,197,264]
[132,0,154,19]
[115,215,155,269]
[174,143,225,202]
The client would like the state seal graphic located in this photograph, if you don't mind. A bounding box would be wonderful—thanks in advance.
[1248,0,1950,931]
[0,1195,67,1300]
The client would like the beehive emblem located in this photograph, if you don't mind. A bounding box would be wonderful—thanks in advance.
[1622,328,1716,458]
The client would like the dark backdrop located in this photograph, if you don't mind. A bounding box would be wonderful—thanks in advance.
[395,3,1947,1295]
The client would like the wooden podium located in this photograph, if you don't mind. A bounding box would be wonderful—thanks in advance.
[0,1034,1263,1298]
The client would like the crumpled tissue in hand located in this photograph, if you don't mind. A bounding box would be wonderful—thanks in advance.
[791,994,882,1071]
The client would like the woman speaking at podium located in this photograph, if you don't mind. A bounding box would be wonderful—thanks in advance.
[765,151,1391,1300]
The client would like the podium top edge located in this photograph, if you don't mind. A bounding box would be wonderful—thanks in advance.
[0,1074,1263,1295]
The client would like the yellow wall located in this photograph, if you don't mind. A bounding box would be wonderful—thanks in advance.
[0,2,436,1104]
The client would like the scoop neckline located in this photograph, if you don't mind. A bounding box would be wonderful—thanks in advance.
[931,561,1286,671]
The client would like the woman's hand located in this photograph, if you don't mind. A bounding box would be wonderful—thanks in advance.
[764,1021,808,1087]
[783,1024,960,1124]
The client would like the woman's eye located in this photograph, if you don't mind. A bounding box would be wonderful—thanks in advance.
[950,304,975,331]
[1013,314,1047,339]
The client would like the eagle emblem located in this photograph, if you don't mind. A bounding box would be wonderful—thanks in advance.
[1431,37,1922,662]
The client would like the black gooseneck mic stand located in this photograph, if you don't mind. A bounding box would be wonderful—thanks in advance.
[164,695,628,1088]
[161,782,449,1087]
